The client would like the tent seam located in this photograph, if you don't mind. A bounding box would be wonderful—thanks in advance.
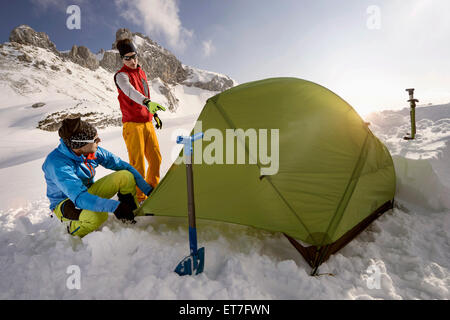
[319,129,371,247]
[211,98,314,240]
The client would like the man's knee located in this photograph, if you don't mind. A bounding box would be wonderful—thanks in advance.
[89,211,109,227]
[116,169,133,179]
[116,170,136,185]
[73,211,108,237]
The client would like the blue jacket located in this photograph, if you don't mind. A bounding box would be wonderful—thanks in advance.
[42,139,152,213]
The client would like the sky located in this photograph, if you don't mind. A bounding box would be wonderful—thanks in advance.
[1,0,449,116]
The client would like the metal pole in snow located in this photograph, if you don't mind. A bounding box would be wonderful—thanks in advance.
[404,88,419,140]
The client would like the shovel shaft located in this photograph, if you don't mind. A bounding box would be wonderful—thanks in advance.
[405,89,418,140]
[186,163,196,229]
[175,132,205,276]
[410,106,416,138]
[189,227,198,255]
[186,161,198,254]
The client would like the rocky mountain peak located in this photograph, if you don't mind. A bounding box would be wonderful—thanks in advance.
[7,25,234,91]
[63,45,100,71]
[9,24,59,55]
[103,27,187,85]
[5,25,235,112]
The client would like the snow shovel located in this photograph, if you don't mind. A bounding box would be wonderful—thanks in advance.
[174,132,205,276]
[403,88,418,140]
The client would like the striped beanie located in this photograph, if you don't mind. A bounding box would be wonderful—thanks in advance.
[58,117,97,149]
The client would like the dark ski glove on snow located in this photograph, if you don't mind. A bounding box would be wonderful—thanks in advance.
[114,202,136,223]
[117,192,138,210]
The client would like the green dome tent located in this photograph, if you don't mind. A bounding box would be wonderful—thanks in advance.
[137,78,396,273]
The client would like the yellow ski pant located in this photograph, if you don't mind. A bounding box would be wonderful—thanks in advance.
[53,170,139,238]
[122,121,161,202]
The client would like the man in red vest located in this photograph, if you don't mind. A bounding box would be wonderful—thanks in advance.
[114,38,166,203]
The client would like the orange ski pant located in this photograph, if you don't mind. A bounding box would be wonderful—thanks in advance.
[122,121,161,202]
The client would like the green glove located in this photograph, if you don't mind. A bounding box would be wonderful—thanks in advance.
[144,99,166,114]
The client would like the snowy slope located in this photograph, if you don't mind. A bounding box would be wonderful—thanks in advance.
[0,41,220,211]
[0,67,449,300]
[0,42,221,121]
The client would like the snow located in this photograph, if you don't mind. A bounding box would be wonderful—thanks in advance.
[183,64,238,86]
[0,43,449,299]
[133,35,146,47]
[95,51,104,61]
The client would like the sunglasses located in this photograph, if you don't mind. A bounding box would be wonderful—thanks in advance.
[122,53,138,61]
[71,136,100,144]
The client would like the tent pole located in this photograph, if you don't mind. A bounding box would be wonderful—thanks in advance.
[310,245,331,276]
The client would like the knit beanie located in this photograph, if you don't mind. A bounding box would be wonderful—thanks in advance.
[58,117,97,149]
[116,39,138,57]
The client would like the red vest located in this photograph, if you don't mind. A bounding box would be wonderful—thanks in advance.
[114,64,152,123]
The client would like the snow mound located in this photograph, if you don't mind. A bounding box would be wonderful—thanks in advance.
[393,156,450,211]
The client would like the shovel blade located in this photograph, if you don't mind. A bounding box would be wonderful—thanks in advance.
[174,247,205,276]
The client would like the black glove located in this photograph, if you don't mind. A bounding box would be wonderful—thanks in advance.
[113,202,136,223]
[118,192,137,211]
[154,113,162,129]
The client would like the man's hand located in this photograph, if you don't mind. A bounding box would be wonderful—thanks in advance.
[144,99,166,114]
[113,202,136,223]
[154,113,162,129]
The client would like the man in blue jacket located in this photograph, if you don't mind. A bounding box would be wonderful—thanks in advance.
[42,117,153,237]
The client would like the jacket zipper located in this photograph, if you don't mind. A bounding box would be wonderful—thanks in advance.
[84,158,94,181]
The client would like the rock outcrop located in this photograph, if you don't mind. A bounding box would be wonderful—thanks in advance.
[4,25,236,127]
[183,74,235,92]
[9,25,59,55]
[62,45,100,71]
[99,50,122,73]
[112,28,188,84]
[158,82,179,112]
[8,25,235,95]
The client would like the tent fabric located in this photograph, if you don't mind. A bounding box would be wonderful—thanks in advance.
[285,199,394,268]
[137,77,395,261]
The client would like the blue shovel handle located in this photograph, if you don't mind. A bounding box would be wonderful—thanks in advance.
[176,132,204,157]
[176,132,204,144]
[174,132,205,276]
